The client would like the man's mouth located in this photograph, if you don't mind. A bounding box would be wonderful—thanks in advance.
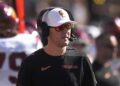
[62,37,69,40]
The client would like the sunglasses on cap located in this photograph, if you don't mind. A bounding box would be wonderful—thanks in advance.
[50,23,73,32]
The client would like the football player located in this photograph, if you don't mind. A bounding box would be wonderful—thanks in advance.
[0,1,42,86]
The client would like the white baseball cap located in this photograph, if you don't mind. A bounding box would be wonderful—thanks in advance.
[42,7,76,27]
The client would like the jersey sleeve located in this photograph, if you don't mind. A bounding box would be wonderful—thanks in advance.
[31,31,43,50]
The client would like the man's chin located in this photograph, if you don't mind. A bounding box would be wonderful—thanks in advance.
[59,40,70,47]
[63,42,70,46]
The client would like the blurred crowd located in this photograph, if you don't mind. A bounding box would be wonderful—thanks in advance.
[0,0,120,86]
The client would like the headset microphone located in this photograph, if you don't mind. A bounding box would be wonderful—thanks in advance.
[69,38,73,42]
[69,34,77,42]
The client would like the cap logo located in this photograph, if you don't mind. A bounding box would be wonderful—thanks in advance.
[59,10,65,17]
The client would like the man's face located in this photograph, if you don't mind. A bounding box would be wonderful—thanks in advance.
[48,23,73,47]
[96,34,118,63]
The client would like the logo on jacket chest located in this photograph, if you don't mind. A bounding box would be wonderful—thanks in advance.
[40,64,79,71]
[62,64,78,70]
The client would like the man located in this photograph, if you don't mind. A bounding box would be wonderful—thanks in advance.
[0,1,42,86]
[93,32,119,86]
[17,7,96,86]
[102,18,120,57]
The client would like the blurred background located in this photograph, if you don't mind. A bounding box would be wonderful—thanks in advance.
[4,0,120,24]
[1,0,120,86]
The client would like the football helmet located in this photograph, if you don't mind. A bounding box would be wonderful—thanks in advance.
[0,1,18,37]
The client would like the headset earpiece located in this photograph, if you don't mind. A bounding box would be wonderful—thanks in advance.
[37,7,55,34]
[37,8,55,46]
